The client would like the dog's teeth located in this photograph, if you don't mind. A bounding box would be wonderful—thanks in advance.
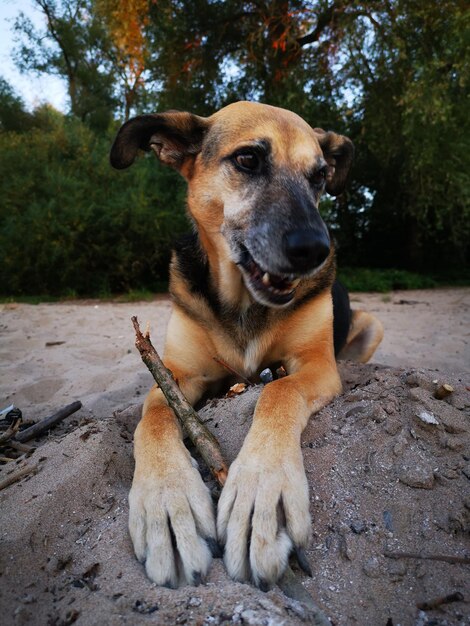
[262,272,271,286]
[291,278,300,288]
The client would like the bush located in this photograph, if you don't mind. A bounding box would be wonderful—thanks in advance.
[0,115,188,296]
[1,111,466,299]
[337,268,437,292]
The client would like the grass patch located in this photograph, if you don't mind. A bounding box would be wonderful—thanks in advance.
[113,288,164,302]
[0,283,169,305]
[338,268,437,292]
[0,294,68,305]
[338,267,470,292]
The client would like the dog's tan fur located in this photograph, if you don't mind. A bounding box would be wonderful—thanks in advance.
[111,101,383,588]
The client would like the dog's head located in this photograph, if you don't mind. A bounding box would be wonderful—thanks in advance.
[111,102,353,307]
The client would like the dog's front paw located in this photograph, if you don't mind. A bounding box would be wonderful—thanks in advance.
[129,448,218,588]
[217,444,311,588]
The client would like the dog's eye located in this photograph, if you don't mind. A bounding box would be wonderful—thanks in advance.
[235,152,260,172]
[310,167,327,187]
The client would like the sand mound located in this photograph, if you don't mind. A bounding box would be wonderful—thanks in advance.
[1,362,468,625]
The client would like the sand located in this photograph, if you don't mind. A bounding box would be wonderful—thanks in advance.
[0,288,469,625]
[1,288,468,422]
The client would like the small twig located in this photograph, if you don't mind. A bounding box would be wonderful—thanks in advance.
[417,591,464,611]
[0,463,39,491]
[132,316,228,486]
[434,383,454,400]
[213,356,253,386]
[6,440,35,454]
[0,456,16,463]
[0,416,22,444]
[15,401,82,443]
[384,550,470,565]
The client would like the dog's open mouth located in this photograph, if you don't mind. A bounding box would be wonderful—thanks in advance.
[238,245,300,306]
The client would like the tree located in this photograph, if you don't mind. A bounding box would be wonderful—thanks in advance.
[5,0,468,294]
[13,0,118,131]
[0,78,33,132]
[0,110,188,296]
[144,0,469,269]
[96,0,152,120]
[331,0,470,269]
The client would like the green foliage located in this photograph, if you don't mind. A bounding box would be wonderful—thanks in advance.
[130,0,470,273]
[336,0,470,270]
[0,78,34,132]
[2,1,469,297]
[13,0,118,131]
[0,115,188,296]
[338,268,437,293]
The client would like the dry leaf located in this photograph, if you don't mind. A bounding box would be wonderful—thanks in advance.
[227,382,247,397]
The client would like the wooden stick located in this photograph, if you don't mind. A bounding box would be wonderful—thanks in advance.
[0,463,39,491]
[15,401,82,443]
[434,383,454,400]
[213,356,253,386]
[0,416,22,444]
[132,316,228,486]
[6,440,35,454]
[384,550,470,565]
[417,592,464,611]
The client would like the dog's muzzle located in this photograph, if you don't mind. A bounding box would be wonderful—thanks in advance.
[283,227,330,274]
[237,229,329,307]
[233,221,331,307]
[238,244,301,306]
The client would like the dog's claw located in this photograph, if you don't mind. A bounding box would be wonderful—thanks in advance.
[205,536,223,558]
[258,578,270,592]
[162,579,176,589]
[294,546,312,577]
[192,571,203,586]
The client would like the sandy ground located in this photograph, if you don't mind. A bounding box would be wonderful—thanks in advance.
[350,289,469,373]
[0,288,469,626]
[0,288,468,422]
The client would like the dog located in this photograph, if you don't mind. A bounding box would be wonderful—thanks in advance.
[110,101,383,589]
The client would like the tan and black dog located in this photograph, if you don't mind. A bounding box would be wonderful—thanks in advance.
[110,101,383,589]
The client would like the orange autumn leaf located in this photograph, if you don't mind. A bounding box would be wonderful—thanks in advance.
[98,0,152,85]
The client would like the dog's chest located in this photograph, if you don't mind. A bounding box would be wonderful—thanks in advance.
[242,337,265,376]
[223,308,277,377]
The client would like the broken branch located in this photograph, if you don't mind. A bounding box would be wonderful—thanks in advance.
[0,415,22,444]
[434,383,454,400]
[384,550,470,565]
[213,356,253,386]
[0,463,39,491]
[417,591,464,611]
[6,440,35,454]
[15,401,82,443]
[131,316,228,486]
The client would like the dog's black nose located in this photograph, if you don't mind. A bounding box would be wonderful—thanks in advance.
[283,228,330,271]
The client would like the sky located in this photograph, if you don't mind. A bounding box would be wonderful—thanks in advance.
[1,0,68,111]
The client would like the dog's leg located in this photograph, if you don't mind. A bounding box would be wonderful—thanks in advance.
[129,373,214,588]
[338,309,384,363]
[217,348,342,587]
[129,312,223,588]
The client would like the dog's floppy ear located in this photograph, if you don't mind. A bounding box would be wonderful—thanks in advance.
[313,129,354,196]
[110,111,209,175]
